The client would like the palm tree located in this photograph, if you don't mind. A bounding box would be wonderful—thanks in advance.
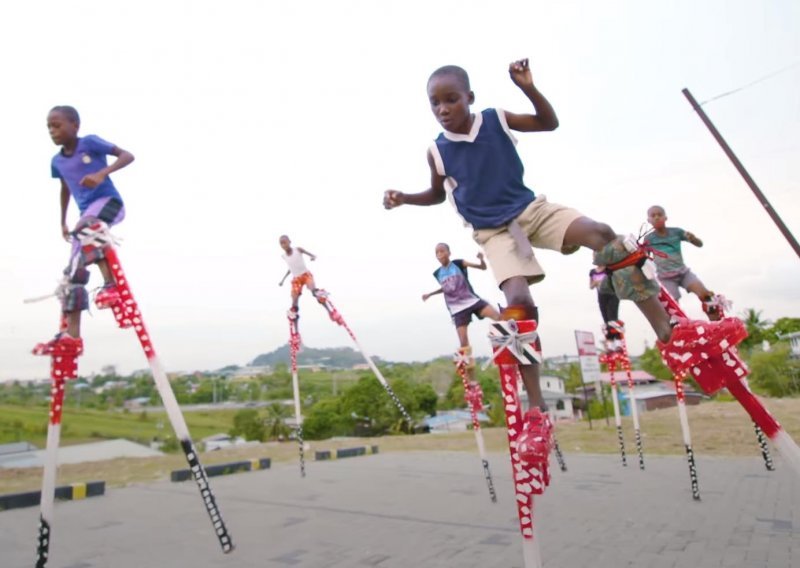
[264,402,292,440]
[740,308,772,351]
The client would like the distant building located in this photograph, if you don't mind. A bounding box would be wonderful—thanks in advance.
[518,375,574,421]
[780,331,800,358]
[230,365,272,378]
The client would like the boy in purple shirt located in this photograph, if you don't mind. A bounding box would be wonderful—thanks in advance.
[33,106,135,355]
[423,243,501,372]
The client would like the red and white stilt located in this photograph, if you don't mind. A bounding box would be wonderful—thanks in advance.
[313,289,412,425]
[599,351,627,467]
[454,347,497,503]
[287,313,306,477]
[617,327,645,470]
[80,223,234,553]
[488,319,549,568]
[32,318,81,568]
[656,287,800,478]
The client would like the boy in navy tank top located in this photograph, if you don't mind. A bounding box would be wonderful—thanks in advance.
[384,58,742,461]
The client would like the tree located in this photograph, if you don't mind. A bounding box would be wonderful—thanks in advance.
[230,409,265,441]
[637,345,672,381]
[748,344,800,397]
[740,308,771,350]
[302,398,354,440]
[264,403,291,440]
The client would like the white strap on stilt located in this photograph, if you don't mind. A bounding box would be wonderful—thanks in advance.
[453,350,472,368]
[75,221,122,248]
[23,276,76,304]
[484,320,542,370]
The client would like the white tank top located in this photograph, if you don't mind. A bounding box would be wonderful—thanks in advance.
[282,248,308,277]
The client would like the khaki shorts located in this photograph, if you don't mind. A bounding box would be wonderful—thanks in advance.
[473,195,583,286]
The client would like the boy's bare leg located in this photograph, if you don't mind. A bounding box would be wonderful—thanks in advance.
[479,304,502,321]
[65,311,81,338]
[456,325,470,348]
[500,276,545,409]
[564,216,673,341]
[97,259,115,285]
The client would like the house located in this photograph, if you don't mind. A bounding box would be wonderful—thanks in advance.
[518,375,574,421]
[423,410,490,433]
[779,331,800,358]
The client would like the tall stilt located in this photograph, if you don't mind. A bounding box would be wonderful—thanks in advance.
[31,317,81,568]
[313,289,412,426]
[489,319,549,568]
[81,223,233,553]
[288,314,306,477]
[615,325,645,470]
[674,372,701,501]
[454,348,496,503]
[599,352,627,467]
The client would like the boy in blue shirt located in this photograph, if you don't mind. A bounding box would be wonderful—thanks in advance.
[33,106,134,355]
[384,58,742,463]
[422,243,501,375]
[644,205,723,320]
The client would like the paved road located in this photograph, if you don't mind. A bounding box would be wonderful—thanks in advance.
[1,451,797,567]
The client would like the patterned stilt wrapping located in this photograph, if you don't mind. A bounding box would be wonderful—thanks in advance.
[617,326,645,470]
[599,351,627,467]
[754,422,776,472]
[288,314,306,478]
[656,287,800,478]
[313,289,412,426]
[489,319,547,568]
[34,320,81,568]
[552,433,568,473]
[77,223,234,553]
[454,349,497,503]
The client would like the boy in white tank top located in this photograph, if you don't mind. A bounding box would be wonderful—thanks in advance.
[279,235,318,320]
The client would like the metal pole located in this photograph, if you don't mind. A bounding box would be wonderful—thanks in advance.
[682,88,800,259]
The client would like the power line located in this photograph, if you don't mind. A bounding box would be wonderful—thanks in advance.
[700,60,800,105]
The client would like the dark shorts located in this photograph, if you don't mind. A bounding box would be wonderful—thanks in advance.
[452,299,490,327]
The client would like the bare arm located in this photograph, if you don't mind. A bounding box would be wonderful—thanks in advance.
[503,58,559,133]
[684,231,703,247]
[279,270,291,286]
[384,150,447,209]
[59,180,70,240]
[79,146,135,189]
[298,247,317,261]
[461,252,487,270]
[422,288,443,301]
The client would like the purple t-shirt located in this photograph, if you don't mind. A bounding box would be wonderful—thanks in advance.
[433,259,482,316]
[51,135,123,214]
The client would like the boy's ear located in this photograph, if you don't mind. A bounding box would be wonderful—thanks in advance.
[468,90,475,105]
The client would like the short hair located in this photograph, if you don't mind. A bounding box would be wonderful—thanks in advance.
[436,242,450,252]
[50,105,80,125]
[428,65,471,91]
[647,205,665,215]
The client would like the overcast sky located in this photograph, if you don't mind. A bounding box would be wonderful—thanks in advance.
[1,0,798,380]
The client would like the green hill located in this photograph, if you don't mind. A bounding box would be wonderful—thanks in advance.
[250,345,386,369]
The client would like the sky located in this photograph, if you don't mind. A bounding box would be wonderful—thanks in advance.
[1,0,798,380]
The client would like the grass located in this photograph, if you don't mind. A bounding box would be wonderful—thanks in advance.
[1,398,798,494]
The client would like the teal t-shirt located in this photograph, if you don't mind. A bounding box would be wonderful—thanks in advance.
[644,227,689,278]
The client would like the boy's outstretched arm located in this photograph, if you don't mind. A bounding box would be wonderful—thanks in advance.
[422,288,443,301]
[298,247,316,261]
[384,150,446,209]
[685,231,703,247]
[462,252,487,270]
[504,58,559,133]
[279,270,291,286]
[80,145,135,189]
[59,179,71,241]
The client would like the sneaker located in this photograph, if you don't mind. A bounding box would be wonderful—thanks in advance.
[516,408,554,467]
[32,333,84,356]
[95,283,121,309]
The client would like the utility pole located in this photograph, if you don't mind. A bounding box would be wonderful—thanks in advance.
[682,88,800,260]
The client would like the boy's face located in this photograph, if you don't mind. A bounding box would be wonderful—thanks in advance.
[647,207,667,229]
[427,74,474,134]
[435,244,450,265]
[47,110,79,146]
[279,237,291,252]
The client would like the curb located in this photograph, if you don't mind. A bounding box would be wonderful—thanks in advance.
[0,481,105,512]
[170,457,271,482]
[315,445,379,461]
